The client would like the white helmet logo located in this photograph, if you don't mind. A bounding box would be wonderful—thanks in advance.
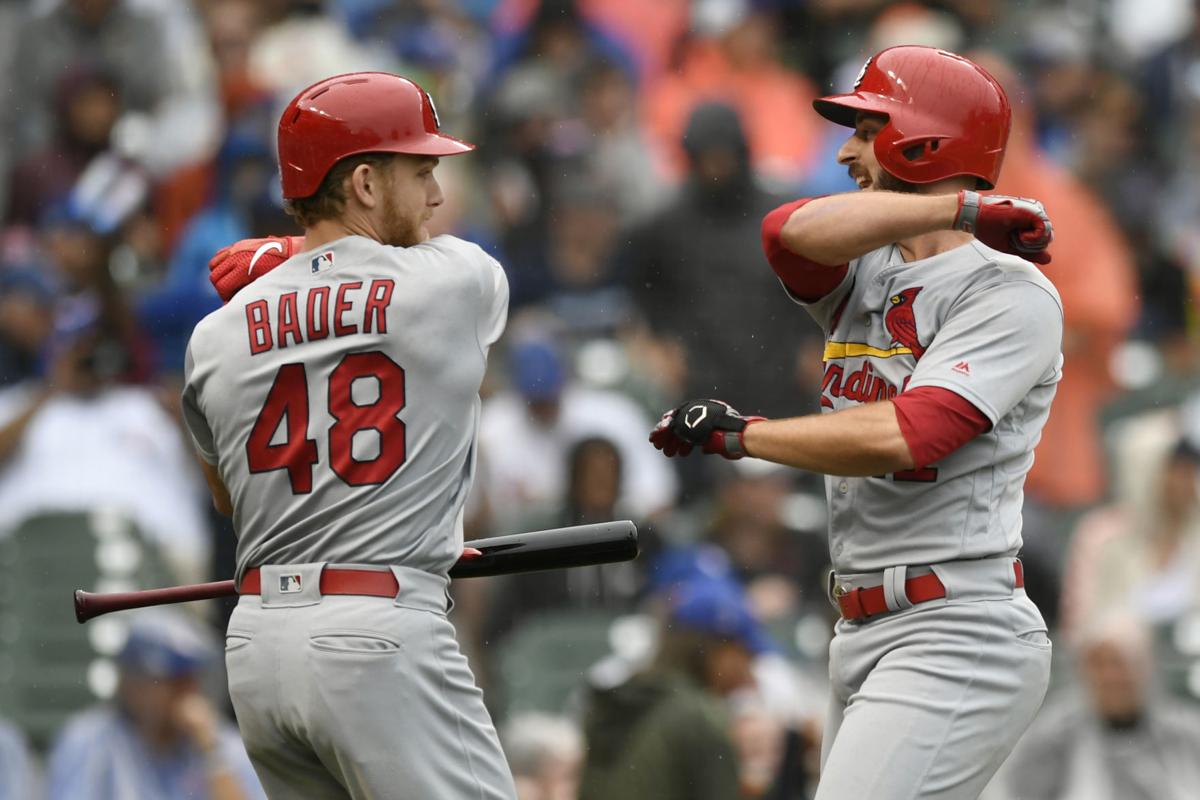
[684,406,708,429]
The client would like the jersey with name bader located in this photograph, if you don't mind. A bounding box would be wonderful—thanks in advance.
[793,239,1063,574]
[182,235,508,582]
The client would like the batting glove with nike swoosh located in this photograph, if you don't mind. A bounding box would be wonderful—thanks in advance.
[208,235,304,303]
[954,190,1054,265]
[650,399,766,460]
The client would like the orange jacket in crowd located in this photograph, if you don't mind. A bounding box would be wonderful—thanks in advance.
[994,111,1140,509]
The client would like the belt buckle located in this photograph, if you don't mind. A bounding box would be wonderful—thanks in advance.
[827,572,866,620]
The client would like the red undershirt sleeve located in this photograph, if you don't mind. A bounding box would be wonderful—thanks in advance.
[892,386,991,468]
[761,198,849,302]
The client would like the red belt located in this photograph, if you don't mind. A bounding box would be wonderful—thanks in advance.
[835,560,1024,622]
[240,567,398,598]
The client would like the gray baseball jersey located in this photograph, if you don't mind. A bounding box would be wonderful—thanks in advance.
[794,239,1063,573]
[182,234,507,581]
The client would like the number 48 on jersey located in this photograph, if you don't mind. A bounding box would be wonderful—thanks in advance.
[246,351,407,493]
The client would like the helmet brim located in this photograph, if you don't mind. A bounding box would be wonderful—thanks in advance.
[382,132,476,157]
[813,93,895,128]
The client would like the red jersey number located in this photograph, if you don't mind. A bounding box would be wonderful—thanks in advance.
[329,352,406,486]
[246,352,407,493]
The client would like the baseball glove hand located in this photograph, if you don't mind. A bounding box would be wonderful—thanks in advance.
[208,235,303,303]
[954,190,1053,265]
[650,399,765,460]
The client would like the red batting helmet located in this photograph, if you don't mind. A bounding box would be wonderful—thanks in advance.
[814,46,1011,189]
[278,72,475,200]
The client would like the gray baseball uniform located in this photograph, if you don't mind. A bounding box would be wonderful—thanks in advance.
[182,234,517,799]
[793,239,1062,799]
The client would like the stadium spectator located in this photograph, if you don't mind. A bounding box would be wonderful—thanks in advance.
[1061,432,1200,639]
[642,1,823,182]
[536,179,631,337]
[623,102,820,421]
[0,293,212,580]
[0,268,55,387]
[491,0,689,83]
[703,460,830,625]
[574,58,667,223]
[4,67,123,229]
[4,0,218,179]
[46,610,264,800]
[1000,613,1200,800]
[138,128,287,376]
[579,577,767,800]
[502,713,584,800]
[482,436,655,652]
[202,0,271,118]
[3,1,170,164]
[247,0,399,95]
[477,334,677,529]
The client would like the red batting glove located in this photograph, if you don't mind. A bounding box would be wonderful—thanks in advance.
[955,190,1053,265]
[208,235,304,303]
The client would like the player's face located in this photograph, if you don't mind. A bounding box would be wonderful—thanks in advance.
[378,156,444,247]
[837,112,892,192]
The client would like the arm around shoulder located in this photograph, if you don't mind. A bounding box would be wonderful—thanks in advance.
[776,192,960,266]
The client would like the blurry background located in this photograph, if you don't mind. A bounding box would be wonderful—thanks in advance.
[1,0,1199,798]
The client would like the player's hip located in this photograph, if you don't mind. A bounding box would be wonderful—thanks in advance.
[828,592,1050,701]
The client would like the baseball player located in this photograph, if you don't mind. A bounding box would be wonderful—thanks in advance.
[650,47,1061,799]
[181,73,517,799]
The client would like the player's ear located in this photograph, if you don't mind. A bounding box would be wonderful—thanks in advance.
[348,163,381,210]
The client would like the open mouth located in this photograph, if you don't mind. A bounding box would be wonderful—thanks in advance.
[855,175,872,189]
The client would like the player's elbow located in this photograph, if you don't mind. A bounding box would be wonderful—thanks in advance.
[780,209,848,267]
[212,494,233,517]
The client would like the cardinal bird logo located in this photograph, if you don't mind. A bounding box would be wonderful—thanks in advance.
[884,286,925,360]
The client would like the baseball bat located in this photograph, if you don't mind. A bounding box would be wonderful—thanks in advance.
[74,520,638,624]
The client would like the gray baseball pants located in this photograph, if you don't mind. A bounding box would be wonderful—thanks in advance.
[816,557,1052,800]
[224,563,517,800]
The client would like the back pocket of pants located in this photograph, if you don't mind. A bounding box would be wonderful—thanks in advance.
[226,631,253,653]
[309,629,401,654]
[1014,626,1052,650]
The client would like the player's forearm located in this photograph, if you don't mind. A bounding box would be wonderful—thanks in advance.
[780,192,960,265]
[742,401,915,476]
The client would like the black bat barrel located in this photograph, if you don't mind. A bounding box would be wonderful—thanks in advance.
[449,520,638,579]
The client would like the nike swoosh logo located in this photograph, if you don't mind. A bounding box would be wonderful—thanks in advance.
[248,241,284,275]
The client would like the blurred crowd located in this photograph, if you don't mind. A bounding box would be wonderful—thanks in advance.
[2,0,1200,798]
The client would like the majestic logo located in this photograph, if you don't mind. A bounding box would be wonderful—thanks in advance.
[953,361,971,375]
[248,240,283,275]
[884,286,925,360]
[311,251,334,274]
[279,574,303,593]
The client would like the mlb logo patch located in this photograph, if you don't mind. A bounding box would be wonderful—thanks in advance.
[311,251,334,273]
[279,574,303,593]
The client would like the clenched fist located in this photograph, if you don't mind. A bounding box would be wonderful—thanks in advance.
[208,235,304,303]
[955,190,1053,265]
[650,399,765,460]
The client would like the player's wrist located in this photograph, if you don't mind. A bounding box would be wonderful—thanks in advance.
[738,417,766,457]
[952,190,981,233]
